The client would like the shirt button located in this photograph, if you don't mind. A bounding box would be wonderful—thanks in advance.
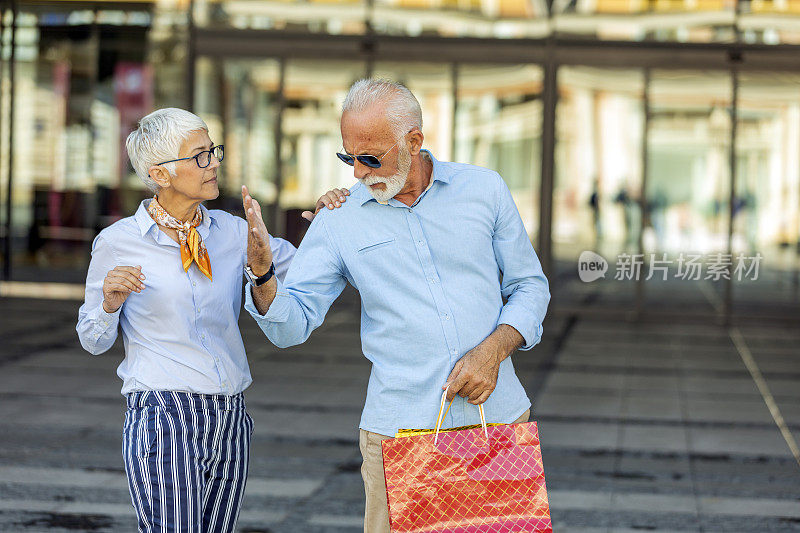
[192,281,197,287]
[451,349,457,355]
[443,314,450,320]
[201,335,206,341]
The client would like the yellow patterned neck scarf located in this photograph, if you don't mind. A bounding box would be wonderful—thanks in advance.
[147,197,213,281]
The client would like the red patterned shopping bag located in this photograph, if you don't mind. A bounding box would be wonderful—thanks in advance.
[382,391,552,533]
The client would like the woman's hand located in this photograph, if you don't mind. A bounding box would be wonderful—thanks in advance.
[301,188,350,222]
[102,265,145,313]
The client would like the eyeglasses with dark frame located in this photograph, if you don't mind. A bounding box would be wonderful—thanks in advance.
[156,145,224,169]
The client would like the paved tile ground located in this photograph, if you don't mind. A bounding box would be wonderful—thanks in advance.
[1,280,799,532]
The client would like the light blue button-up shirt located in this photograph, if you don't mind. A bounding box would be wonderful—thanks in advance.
[245,151,550,436]
[77,199,296,396]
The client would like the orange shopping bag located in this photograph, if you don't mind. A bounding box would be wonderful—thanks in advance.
[381,390,552,533]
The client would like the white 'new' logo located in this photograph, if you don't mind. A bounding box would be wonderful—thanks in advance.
[578,251,608,282]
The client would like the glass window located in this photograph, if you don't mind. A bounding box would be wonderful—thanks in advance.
[645,69,732,313]
[372,62,454,159]
[371,0,549,38]
[553,66,645,310]
[2,6,156,281]
[740,1,800,44]
[195,57,283,218]
[733,71,800,310]
[280,59,367,241]
[455,64,543,238]
[553,0,737,42]
[281,59,367,204]
[193,0,368,35]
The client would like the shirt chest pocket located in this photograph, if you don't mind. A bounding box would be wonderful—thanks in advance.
[350,236,401,283]
[356,237,397,255]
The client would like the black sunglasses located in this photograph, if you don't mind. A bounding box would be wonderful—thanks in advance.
[336,139,400,169]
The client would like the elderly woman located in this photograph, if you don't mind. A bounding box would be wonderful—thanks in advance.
[76,107,347,532]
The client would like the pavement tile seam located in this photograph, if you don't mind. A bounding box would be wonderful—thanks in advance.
[542,447,800,465]
[540,386,799,403]
[548,364,800,382]
[533,414,800,432]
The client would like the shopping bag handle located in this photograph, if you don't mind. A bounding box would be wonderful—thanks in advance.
[434,387,488,445]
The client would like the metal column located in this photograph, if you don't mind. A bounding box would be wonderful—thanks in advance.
[636,68,651,317]
[270,57,286,237]
[0,0,7,280]
[363,0,375,77]
[796,110,800,301]
[450,62,458,161]
[537,48,557,278]
[186,0,196,110]
[724,66,740,324]
[3,0,15,281]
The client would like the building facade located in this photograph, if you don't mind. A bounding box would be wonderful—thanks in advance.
[2,0,800,317]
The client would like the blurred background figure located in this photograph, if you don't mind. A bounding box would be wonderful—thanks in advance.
[614,183,636,251]
[589,177,601,249]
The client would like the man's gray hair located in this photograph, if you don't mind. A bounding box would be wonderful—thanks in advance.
[342,79,422,141]
[125,108,208,192]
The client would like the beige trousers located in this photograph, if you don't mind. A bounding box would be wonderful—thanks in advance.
[358,409,531,533]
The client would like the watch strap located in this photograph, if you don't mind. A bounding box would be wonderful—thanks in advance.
[250,263,275,287]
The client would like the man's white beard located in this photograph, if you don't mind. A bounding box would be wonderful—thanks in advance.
[362,144,412,203]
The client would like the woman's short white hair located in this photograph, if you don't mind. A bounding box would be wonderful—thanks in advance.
[342,79,422,141]
[125,108,208,192]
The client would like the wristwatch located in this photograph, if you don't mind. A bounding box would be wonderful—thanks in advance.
[244,263,275,287]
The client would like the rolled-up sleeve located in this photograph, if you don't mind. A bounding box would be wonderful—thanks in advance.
[268,236,296,283]
[492,175,551,350]
[244,215,347,348]
[76,235,123,355]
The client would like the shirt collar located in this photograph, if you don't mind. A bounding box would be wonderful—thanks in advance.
[135,198,217,239]
[355,149,451,206]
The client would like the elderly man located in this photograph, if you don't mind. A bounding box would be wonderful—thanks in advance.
[241,79,550,532]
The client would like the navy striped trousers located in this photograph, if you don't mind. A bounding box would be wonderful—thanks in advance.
[122,390,253,533]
